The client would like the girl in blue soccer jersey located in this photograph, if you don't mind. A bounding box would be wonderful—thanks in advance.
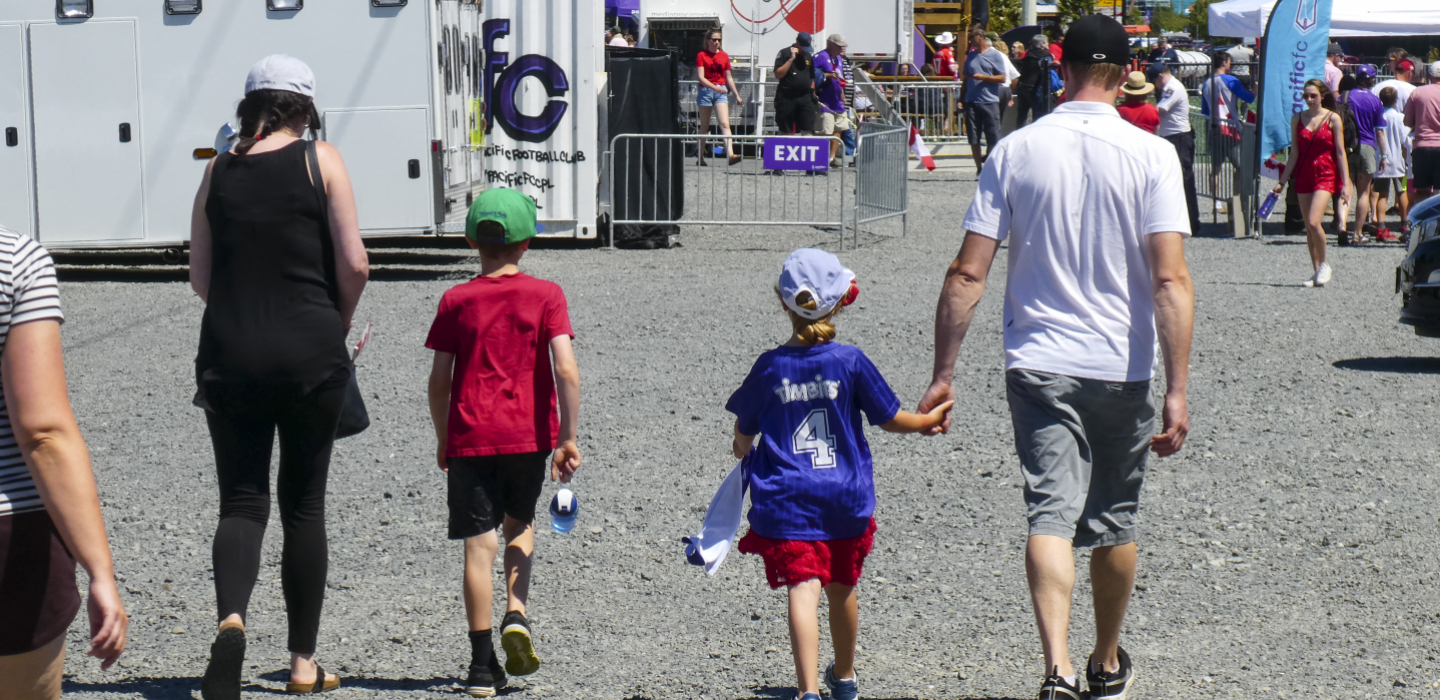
[728,249,953,700]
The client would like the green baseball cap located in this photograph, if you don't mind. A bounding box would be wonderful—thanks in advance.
[465,188,545,244]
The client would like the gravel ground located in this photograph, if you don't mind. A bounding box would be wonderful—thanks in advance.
[45,170,1440,700]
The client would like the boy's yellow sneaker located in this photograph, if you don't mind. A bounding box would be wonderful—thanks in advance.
[500,611,541,676]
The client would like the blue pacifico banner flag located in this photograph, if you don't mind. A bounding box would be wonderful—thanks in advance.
[1259,0,1334,162]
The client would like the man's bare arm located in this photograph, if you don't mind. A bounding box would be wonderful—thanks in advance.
[1149,232,1194,457]
[918,232,1000,433]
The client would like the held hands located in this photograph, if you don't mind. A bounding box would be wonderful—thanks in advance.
[1149,392,1189,457]
[916,381,956,435]
[87,577,128,670]
[922,400,956,433]
[552,440,581,483]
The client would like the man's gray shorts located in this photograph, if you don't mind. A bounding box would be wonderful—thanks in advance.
[1005,369,1157,548]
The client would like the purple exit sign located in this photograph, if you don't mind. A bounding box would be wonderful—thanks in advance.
[763,136,830,171]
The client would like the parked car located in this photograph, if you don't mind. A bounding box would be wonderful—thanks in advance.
[1396,195,1440,337]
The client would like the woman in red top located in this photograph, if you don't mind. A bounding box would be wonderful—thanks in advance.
[1274,79,1350,287]
[696,29,743,166]
[1116,71,1159,133]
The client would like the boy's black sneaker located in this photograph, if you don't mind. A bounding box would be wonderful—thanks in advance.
[1036,667,1082,700]
[465,660,506,698]
[1085,646,1136,700]
[500,611,541,677]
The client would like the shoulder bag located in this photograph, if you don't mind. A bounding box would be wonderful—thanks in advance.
[306,139,371,439]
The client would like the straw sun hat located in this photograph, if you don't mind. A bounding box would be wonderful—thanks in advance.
[1120,70,1154,96]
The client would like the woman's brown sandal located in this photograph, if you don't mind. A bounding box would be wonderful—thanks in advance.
[285,664,341,694]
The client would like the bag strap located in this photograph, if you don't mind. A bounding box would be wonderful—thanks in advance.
[305,140,329,228]
[305,139,343,311]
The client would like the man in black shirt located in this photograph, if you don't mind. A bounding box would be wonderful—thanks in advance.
[1015,34,1054,128]
[774,32,819,135]
[1147,36,1178,64]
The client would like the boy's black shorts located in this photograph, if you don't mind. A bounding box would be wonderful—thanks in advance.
[447,451,547,539]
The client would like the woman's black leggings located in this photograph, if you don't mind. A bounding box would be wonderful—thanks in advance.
[204,370,346,654]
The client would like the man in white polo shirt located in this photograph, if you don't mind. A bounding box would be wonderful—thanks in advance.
[918,14,1194,700]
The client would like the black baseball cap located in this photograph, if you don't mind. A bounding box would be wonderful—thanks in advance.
[1062,15,1130,66]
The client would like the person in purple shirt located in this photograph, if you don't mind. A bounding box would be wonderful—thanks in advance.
[814,35,853,169]
[728,249,951,700]
[1344,64,1386,243]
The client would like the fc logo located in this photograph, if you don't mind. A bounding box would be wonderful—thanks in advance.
[483,19,570,143]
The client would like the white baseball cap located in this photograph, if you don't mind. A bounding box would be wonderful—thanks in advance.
[779,249,858,320]
[245,54,315,97]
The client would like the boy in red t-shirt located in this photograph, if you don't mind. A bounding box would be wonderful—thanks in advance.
[425,187,582,697]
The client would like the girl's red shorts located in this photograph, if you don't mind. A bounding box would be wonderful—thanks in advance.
[737,518,877,589]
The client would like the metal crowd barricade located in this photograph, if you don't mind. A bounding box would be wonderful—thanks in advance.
[878,81,963,143]
[608,133,848,247]
[605,126,911,249]
[853,121,909,241]
[678,80,770,136]
[1191,112,1259,236]
[854,71,905,127]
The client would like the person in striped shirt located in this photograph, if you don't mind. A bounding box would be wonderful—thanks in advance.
[0,227,128,698]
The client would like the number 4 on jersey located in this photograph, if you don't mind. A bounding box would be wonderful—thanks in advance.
[792,408,838,468]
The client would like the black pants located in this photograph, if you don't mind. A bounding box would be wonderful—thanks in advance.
[204,369,346,654]
[1014,92,1049,128]
[1163,131,1202,233]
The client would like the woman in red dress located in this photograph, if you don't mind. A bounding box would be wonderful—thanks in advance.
[1274,79,1351,287]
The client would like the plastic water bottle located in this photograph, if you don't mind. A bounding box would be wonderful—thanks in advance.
[549,488,579,533]
[1258,190,1280,220]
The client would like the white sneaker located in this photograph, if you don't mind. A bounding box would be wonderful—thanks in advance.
[1315,262,1332,286]
[1302,270,1319,287]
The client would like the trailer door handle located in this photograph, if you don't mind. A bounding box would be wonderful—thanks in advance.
[4,128,15,147]
[408,159,421,179]
[119,123,132,143]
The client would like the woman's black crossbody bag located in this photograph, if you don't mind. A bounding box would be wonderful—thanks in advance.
[306,140,371,439]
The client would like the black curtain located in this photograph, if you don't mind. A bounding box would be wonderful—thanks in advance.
[606,47,684,230]
[972,0,990,30]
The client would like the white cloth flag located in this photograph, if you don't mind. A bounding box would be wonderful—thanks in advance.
[683,455,748,576]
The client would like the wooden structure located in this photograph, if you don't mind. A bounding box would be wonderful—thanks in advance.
[913,1,971,61]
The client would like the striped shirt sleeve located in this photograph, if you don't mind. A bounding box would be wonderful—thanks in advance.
[11,237,63,329]
[0,232,62,516]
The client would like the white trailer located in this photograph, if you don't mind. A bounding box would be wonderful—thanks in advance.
[639,0,911,67]
[0,0,601,249]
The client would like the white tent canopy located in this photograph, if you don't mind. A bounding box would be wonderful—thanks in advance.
[1209,0,1440,38]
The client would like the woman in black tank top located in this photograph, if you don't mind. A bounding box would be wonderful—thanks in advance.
[189,55,368,699]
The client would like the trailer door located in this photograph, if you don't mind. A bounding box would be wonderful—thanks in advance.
[324,109,434,232]
[29,21,144,244]
[0,25,33,238]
